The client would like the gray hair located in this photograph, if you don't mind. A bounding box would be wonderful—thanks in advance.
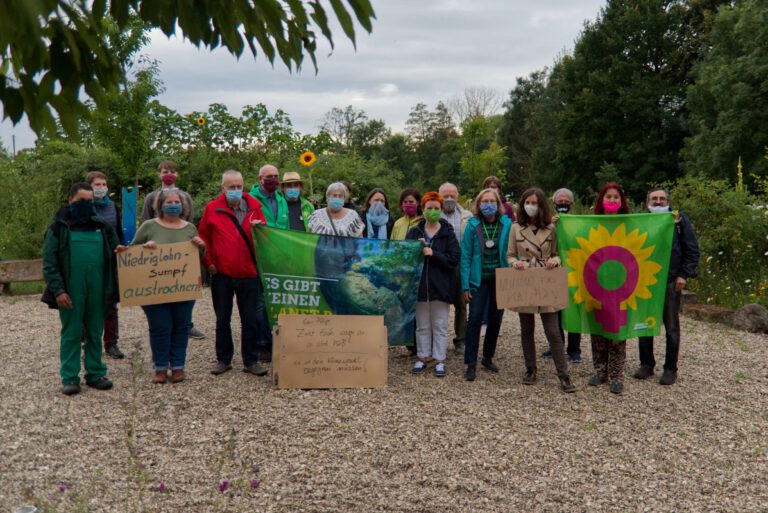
[154,188,189,220]
[221,169,242,185]
[646,187,671,202]
[438,182,458,195]
[326,182,349,200]
[552,188,574,203]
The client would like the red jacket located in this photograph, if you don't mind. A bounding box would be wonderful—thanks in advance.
[199,193,266,278]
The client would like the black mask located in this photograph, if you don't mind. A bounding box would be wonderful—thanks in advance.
[69,200,94,224]
[555,203,571,213]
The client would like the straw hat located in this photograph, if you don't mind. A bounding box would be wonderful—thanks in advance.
[281,171,303,184]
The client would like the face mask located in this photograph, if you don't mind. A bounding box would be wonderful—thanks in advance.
[555,203,571,213]
[443,197,457,213]
[648,205,669,213]
[479,203,498,217]
[285,188,301,201]
[524,204,539,217]
[162,203,183,217]
[161,174,177,187]
[225,189,243,203]
[402,203,418,217]
[69,200,94,224]
[603,200,622,213]
[93,186,108,199]
[262,177,280,193]
[424,209,442,223]
[328,198,345,211]
[367,202,389,225]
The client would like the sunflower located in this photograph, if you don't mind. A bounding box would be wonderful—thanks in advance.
[299,151,316,167]
[196,116,206,127]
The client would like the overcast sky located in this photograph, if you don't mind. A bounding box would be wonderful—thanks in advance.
[0,0,606,152]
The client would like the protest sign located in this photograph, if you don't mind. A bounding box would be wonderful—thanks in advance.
[496,267,569,310]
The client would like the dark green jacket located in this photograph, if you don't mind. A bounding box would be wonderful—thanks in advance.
[42,207,120,308]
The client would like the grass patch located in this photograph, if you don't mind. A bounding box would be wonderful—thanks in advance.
[4,280,45,296]
[733,371,751,383]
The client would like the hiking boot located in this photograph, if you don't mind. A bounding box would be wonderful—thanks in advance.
[610,381,624,394]
[588,374,607,386]
[522,367,537,385]
[659,369,677,385]
[211,362,232,375]
[634,365,655,380]
[188,327,206,339]
[105,344,125,359]
[411,360,427,374]
[481,358,499,373]
[170,369,186,383]
[62,383,81,396]
[559,375,577,393]
[434,362,446,377]
[86,377,113,390]
[464,366,476,382]
[259,349,273,363]
[453,342,464,354]
[541,348,552,358]
[243,362,268,377]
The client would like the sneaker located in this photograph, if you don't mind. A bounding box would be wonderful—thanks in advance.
[464,366,476,382]
[105,344,125,359]
[434,363,446,377]
[188,327,206,339]
[634,365,655,380]
[258,349,273,363]
[243,362,269,376]
[62,383,81,396]
[411,360,427,374]
[453,342,464,354]
[659,369,677,385]
[568,353,583,364]
[610,381,624,394]
[559,375,577,393]
[522,367,537,385]
[153,371,167,384]
[541,348,552,358]
[170,369,186,383]
[85,377,113,390]
[588,374,607,386]
[211,362,233,375]
[481,358,499,373]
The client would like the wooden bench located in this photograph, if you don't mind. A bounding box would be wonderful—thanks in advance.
[0,259,43,294]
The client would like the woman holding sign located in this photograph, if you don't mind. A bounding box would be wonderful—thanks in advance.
[132,188,206,384]
[507,187,575,393]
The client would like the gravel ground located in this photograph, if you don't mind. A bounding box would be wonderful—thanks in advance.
[1,290,767,513]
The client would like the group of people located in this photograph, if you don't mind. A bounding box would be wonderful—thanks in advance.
[42,162,699,397]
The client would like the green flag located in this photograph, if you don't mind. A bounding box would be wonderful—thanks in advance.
[556,213,674,340]
[252,225,424,345]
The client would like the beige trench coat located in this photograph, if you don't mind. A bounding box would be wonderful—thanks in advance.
[506,223,562,314]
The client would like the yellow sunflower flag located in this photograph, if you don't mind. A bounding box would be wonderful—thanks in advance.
[556,213,674,340]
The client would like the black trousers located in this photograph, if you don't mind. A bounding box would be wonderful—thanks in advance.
[638,281,681,371]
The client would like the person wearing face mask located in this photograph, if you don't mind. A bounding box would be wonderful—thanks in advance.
[542,187,583,363]
[482,176,516,221]
[406,192,460,377]
[84,171,126,360]
[439,182,473,353]
[141,160,195,223]
[589,182,631,394]
[280,172,314,231]
[460,188,513,381]
[249,164,290,229]
[132,189,207,384]
[391,188,423,240]
[507,187,576,392]
[634,187,699,385]
[42,182,126,395]
[308,182,365,237]
[360,188,394,239]
[199,170,270,378]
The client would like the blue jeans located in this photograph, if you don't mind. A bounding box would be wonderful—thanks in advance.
[142,301,195,371]
[464,279,504,367]
[211,273,269,366]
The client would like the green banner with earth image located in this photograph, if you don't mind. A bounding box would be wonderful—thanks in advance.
[556,213,674,340]
[252,225,424,345]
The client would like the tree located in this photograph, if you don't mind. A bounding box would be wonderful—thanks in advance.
[448,87,503,125]
[0,1,376,137]
[320,105,369,150]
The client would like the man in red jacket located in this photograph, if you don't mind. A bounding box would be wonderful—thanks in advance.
[198,170,269,377]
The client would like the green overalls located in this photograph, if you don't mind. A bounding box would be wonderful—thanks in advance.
[59,230,108,384]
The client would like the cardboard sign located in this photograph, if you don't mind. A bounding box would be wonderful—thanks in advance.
[117,241,202,307]
[495,267,569,310]
[273,315,388,389]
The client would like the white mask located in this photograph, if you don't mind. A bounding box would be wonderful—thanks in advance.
[648,205,669,213]
[524,204,539,217]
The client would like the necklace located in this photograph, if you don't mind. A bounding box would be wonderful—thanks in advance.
[482,220,498,248]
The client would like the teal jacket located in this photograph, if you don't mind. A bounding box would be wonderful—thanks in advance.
[249,185,289,229]
[460,215,512,292]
